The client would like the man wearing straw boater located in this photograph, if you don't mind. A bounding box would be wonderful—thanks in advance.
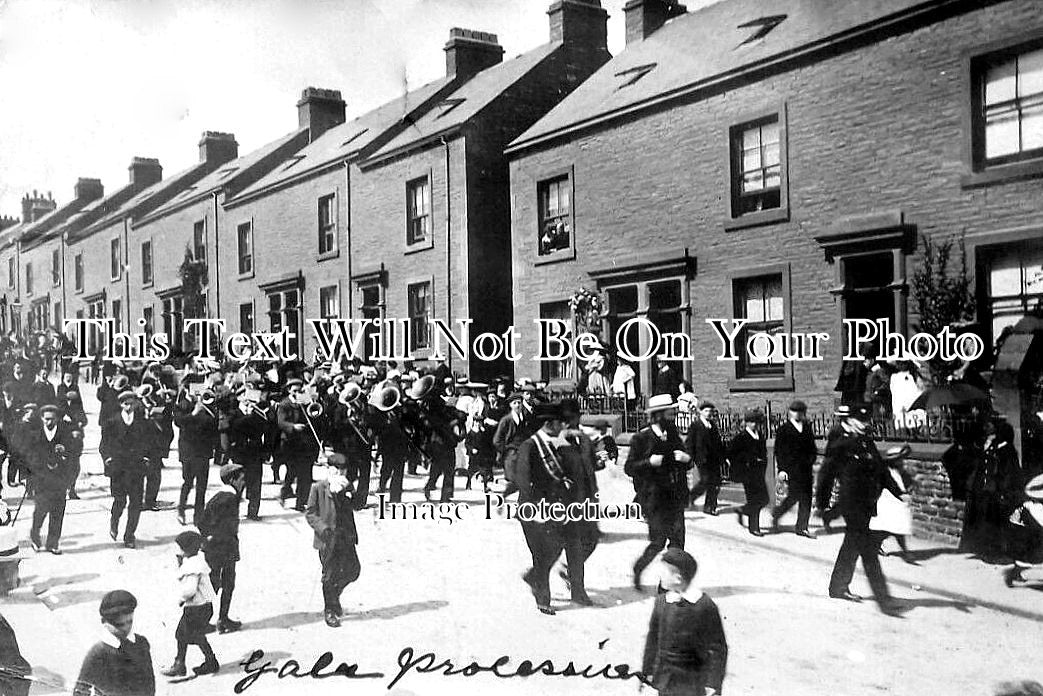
[626,394,692,591]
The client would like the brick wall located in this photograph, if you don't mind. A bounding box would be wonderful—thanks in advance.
[509,0,1043,413]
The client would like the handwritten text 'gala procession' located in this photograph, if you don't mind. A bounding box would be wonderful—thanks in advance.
[63,317,984,365]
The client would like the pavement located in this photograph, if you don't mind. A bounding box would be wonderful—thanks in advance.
[1,383,1042,696]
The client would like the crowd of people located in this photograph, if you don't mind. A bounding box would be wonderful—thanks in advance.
[0,332,1038,695]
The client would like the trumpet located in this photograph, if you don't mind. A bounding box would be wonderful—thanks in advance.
[306,401,324,418]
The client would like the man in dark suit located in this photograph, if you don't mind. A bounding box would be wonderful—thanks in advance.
[29,368,56,412]
[514,402,574,615]
[557,398,600,606]
[28,404,81,554]
[305,455,360,628]
[0,612,31,696]
[173,389,220,526]
[277,379,320,512]
[772,399,818,537]
[686,400,725,514]
[815,404,905,616]
[728,409,769,536]
[197,463,245,634]
[226,392,270,521]
[493,392,532,499]
[627,394,692,590]
[329,384,374,511]
[99,391,152,548]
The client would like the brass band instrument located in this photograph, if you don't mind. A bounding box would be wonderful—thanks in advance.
[47,444,68,471]
[296,395,324,448]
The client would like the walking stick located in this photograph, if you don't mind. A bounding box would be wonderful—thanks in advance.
[11,481,29,525]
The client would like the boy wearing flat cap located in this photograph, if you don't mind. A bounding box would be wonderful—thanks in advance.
[197,463,245,634]
[74,590,155,696]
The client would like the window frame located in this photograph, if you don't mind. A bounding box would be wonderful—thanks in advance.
[109,237,121,281]
[319,283,340,320]
[534,165,576,266]
[140,239,153,288]
[405,174,434,253]
[539,299,575,383]
[51,248,61,287]
[400,175,429,251]
[962,29,1043,188]
[74,253,83,294]
[407,278,433,353]
[725,262,794,392]
[237,220,254,278]
[317,193,339,259]
[192,219,207,266]
[724,103,790,231]
[239,300,254,334]
[24,262,32,296]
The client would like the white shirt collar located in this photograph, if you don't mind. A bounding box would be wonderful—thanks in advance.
[99,630,137,649]
[789,418,803,432]
[651,423,667,439]
[121,411,134,426]
[44,426,57,440]
[665,584,704,604]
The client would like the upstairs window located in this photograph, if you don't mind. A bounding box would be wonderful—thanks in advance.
[977,44,1043,166]
[537,174,572,258]
[237,222,253,275]
[141,240,153,286]
[7,257,13,289]
[732,116,781,216]
[407,281,431,350]
[51,249,60,286]
[318,194,337,255]
[25,263,32,295]
[110,237,121,281]
[319,284,339,319]
[193,220,207,265]
[74,254,83,293]
[406,177,430,247]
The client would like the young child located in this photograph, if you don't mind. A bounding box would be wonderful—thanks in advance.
[870,444,917,564]
[74,590,155,696]
[161,531,219,678]
[642,549,727,696]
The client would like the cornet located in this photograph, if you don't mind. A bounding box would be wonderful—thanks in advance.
[306,401,324,418]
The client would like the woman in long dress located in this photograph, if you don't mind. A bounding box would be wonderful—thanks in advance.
[959,418,1023,561]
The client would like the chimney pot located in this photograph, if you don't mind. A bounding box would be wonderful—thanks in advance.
[128,157,163,188]
[73,178,104,204]
[20,189,58,224]
[623,0,686,44]
[297,87,346,143]
[198,131,239,165]
[444,27,504,79]
[548,0,608,52]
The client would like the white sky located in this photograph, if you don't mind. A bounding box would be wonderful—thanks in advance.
[0,0,711,218]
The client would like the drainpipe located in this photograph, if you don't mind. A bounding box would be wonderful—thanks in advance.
[344,160,352,321]
[15,238,21,336]
[212,192,221,320]
[123,217,131,331]
[60,231,67,330]
[441,136,452,374]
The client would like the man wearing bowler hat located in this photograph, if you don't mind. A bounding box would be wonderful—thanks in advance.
[728,409,770,536]
[815,404,905,616]
[99,390,152,549]
[772,399,818,538]
[626,394,692,590]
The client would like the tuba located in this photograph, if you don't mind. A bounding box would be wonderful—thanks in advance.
[368,384,401,413]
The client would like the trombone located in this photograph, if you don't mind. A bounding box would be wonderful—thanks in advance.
[298,396,324,448]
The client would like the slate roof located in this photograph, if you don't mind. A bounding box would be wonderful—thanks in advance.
[368,42,561,162]
[78,161,211,238]
[145,129,308,220]
[231,77,455,203]
[509,0,952,151]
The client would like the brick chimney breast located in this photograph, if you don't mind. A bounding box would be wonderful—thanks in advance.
[548,0,608,51]
[21,191,57,224]
[445,28,504,79]
[73,178,104,203]
[198,131,238,165]
[128,157,163,188]
[297,87,346,143]
[623,0,686,44]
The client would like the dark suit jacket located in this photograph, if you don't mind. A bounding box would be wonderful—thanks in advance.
[305,480,358,549]
[28,423,80,493]
[514,435,571,506]
[774,420,818,489]
[226,410,269,465]
[174,403,220,462]
[625,426,689,517]
[99,414,151,472]
[643,593,727,695]
[815,431,902,529]
[0,613,31,696]
[728,429,769,507]
[686,419,725,484]
[277,398,320,459]
[198,489,241,565]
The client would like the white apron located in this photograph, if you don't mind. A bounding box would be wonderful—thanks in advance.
[870,469,913,535]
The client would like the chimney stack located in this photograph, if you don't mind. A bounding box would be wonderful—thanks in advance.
[623,0,686,44]
[20,190,57,224]
[297,88,346,143]
[445,28,504,79]
[198,131,238,165]
[548,0,608,52]
[128,157,163,188]
[73,178,104,203]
